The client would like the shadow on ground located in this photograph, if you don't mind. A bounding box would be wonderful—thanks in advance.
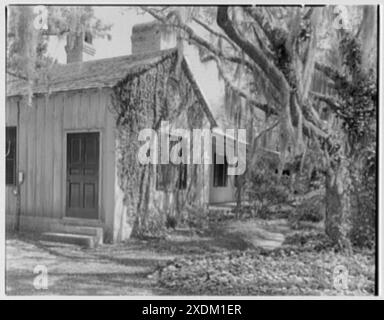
[5,218,290,295]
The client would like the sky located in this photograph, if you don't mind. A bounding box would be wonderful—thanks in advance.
[46,7,225,112]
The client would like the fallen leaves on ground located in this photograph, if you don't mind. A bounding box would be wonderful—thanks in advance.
[156,233,375,296]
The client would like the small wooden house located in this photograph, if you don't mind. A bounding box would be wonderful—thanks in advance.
[5,22,241,242]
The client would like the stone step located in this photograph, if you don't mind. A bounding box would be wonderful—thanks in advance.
[41,232,96,248]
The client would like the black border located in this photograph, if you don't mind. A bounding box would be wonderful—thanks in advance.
[375,4,380,296]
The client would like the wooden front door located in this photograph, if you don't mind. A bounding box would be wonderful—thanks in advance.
[66,132,99,219]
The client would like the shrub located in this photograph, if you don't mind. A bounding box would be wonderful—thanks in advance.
[350,153,376,248]
[296,195,325,223]
[245,154,291,218]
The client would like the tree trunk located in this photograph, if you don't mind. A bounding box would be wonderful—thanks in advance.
[324,157,352,253]
[237,185,243,219]
[131,165,151,238]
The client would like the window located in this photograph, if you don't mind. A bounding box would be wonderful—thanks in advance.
[156,136,188,191]
[156,164,171,191]
[84,31,93,44]
[156,164,187,191]
[6,127,17,185]
[213,153,228,187]
[177,164,187,190]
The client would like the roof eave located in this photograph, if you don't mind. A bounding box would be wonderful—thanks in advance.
[181,57,218,129]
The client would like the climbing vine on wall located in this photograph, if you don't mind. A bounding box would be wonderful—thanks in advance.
[111,51,207,237]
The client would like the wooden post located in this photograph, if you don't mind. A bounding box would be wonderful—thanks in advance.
[15,99,21,232]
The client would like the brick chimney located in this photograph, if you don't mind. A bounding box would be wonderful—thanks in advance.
[131,21,176,55]
[65,31,96,63]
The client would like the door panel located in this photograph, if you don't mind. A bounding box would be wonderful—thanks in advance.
[84,183,96,208]
[66,132,99,219]
[69,182,81,208]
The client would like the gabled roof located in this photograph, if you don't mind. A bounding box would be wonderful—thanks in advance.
[7,48,177,97]
[6,48,217,127]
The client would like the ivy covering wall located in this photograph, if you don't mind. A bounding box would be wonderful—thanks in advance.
[111,51,209,238]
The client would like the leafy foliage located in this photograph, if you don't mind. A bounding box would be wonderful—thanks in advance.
[141,6,376,249]
[336,34,377,145]
[324,31,377,248]
[157,243,375,295]
[7,6,112,104]
[350,152,376,248]
[111,52,208,237]
[291,194,325,227]
[111,54,175,238]
[245,154,291,218]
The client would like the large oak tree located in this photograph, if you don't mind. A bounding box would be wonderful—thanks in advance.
[140,5,377,250]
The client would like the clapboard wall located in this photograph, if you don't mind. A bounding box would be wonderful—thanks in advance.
[5,88,116,239]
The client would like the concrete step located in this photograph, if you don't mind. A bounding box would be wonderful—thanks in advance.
[41,232,96,248]
[53,225,103,245]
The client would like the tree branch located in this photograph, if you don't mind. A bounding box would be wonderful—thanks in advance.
[303,118,328,139]
[9,27,70,38]
[303,7,314,20]
[141,6,256,73]
[7,70,28,81]
[216,6,290,105]
[310,91,342,112]
[254,120,279,141]
[207,54,276,115]
[192,17,238,51]
[243,7,278,48]
[251,24,275,61]
[314,62,348,87]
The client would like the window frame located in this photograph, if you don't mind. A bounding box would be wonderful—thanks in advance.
[84,31,93,45]
[156,164,168,191]
[156,163,188,191]
[156,135,188,191]
[6,126,17,186]
[177,164,187,190]
[213,152,228,187]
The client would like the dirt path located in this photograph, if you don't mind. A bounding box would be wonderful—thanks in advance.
[6,237,174,295]
[6,219,290,295]
[221,218,290,250]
